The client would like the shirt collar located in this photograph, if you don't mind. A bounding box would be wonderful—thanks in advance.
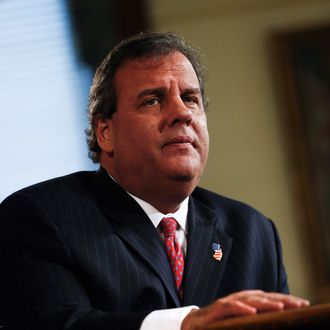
[128,193,189,234]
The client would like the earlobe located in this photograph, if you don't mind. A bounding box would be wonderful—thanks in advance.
[95,118,114,153]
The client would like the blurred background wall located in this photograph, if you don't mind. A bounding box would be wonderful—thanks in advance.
[1,0,330,303]
[0,0,95,200]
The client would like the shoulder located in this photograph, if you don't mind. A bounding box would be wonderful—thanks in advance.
[0,171,96,212]
[192,186,264,218]
[5,170,94,196]
[191,186,275,234]
[0,171,100,239]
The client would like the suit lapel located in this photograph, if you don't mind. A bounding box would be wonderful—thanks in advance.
[113,216,181,307]
[183,197,233,307]
[90,168,181,307]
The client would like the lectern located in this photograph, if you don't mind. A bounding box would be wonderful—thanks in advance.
[197,303,330,330]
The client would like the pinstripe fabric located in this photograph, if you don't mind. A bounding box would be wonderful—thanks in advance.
[0,167,288,329]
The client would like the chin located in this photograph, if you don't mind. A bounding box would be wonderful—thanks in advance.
[170,175,194,183]
[160,160,203,183]
[167,169,200,183]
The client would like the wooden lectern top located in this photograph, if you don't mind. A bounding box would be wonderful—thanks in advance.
[197,303,330,330]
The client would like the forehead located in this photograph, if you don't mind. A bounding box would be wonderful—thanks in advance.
[114,52,200,92]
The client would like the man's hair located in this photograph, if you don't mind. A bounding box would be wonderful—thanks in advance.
[86,31,207,163]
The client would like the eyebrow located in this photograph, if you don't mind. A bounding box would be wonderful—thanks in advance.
[181,88,201,95]
[137,87,201,99]
[137,88,166,99]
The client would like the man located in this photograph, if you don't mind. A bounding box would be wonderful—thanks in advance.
[0,32,309,330]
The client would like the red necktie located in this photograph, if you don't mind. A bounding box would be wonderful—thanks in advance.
[160,217,184,295]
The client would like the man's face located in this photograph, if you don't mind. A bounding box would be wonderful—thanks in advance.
[97,51,209,208]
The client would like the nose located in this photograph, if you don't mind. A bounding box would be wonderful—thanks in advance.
[163,95,193,128]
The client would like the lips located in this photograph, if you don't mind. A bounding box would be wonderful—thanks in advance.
[162,135,195,148]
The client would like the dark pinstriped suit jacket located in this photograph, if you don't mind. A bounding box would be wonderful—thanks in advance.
[0,167,288,330]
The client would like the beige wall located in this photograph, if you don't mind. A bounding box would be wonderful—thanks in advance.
[149,0,330,301]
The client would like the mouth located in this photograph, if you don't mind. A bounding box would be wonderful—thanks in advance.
[162,135,196,148]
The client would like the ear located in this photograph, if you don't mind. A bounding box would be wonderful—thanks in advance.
[95,117,114,154]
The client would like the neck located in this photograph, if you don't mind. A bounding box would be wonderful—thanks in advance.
[102,167,195,214]
[125,181,192,214]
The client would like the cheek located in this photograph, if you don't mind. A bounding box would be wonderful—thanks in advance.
[197,125,210,164]
[116,122,157,155]
[201,134,210,161]
[196,117,209,145]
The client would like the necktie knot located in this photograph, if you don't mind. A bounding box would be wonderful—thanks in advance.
[160,217,177,237]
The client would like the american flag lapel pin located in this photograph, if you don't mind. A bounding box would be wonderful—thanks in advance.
[212,242,223,261]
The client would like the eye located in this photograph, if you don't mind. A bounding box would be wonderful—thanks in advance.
[143,98,160,107]
[182,95,198,105]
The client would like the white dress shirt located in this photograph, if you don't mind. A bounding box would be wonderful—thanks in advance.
[128,193,189,255]
[127,193,198,330]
